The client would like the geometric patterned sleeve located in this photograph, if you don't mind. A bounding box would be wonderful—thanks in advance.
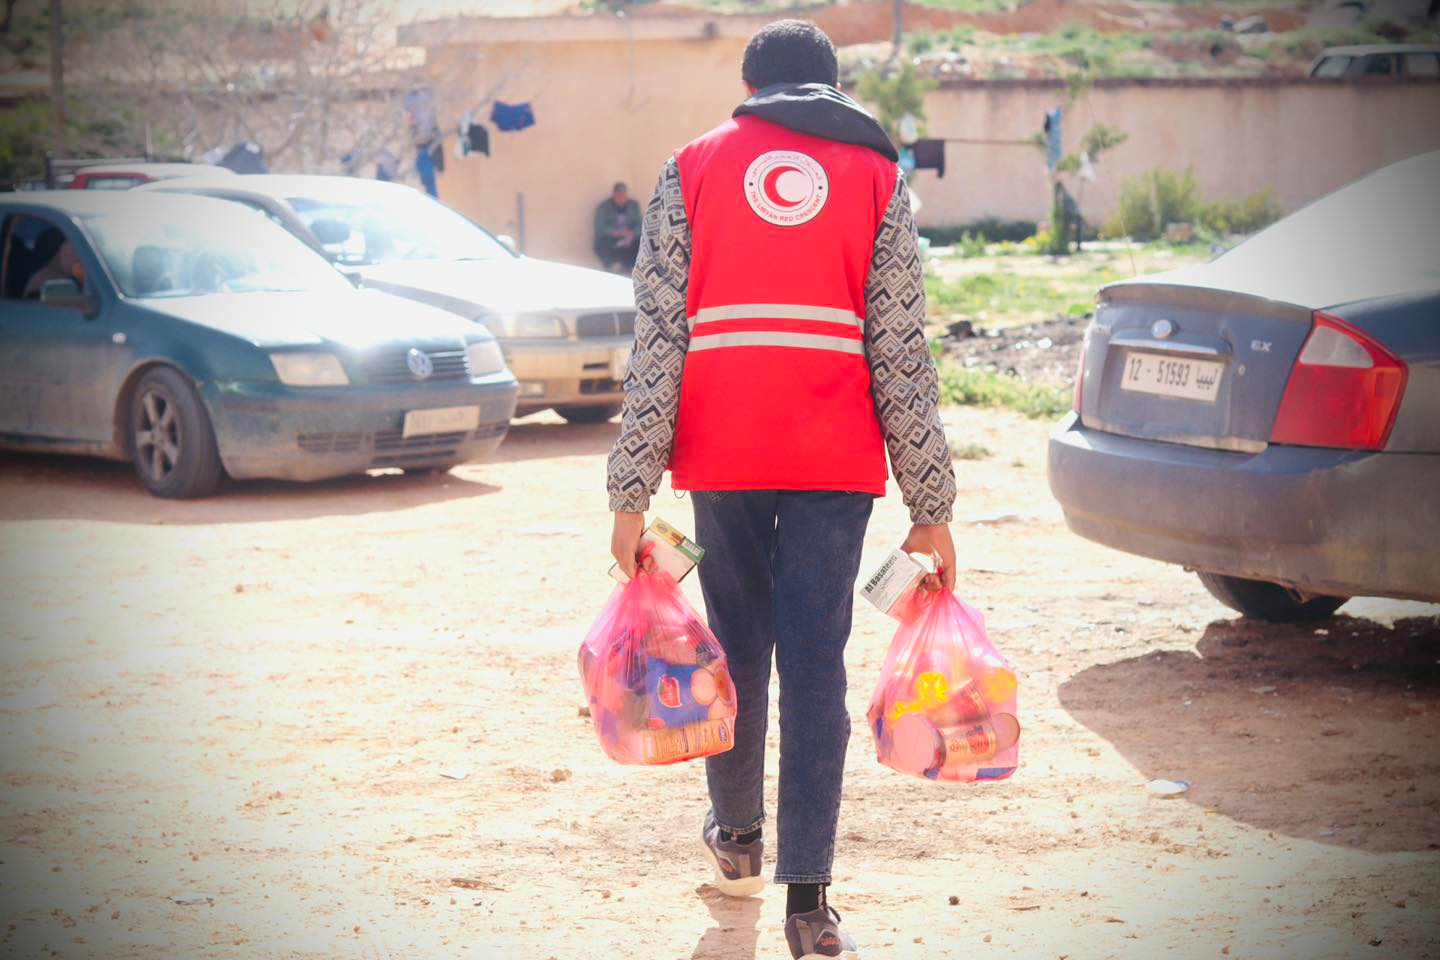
[606,157,691,513]
[865,170,957,525]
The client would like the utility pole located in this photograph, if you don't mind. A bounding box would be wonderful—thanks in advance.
[891,0,903,61]
[49,0,65,154]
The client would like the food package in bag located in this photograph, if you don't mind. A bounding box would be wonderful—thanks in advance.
[578,569,737,765]
[867,587,1019,782]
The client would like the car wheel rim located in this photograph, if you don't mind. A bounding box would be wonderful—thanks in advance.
[135,388,181,483]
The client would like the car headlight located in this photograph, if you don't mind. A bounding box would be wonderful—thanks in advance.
[466,339,506,376]
[270,352,349,386]
[480,311,566,339]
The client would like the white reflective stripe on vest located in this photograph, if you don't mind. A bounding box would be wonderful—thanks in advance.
[687,303,864,331]
[688,331,866,355]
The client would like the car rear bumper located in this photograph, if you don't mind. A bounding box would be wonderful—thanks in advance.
[203,373,518,481]
[503,337,628,412]
[1047,412,1440,602]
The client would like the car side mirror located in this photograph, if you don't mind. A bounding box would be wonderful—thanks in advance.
[496,234,519,256]
[39,278,98,316]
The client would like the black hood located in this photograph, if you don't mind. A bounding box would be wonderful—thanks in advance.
[733,83,899,163]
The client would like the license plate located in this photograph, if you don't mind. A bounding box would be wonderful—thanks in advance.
[1120,352,1224,403]
[402,405,480,438]
[610,346,631,382]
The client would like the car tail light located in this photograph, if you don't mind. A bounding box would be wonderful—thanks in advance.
[1270,311,1407,451]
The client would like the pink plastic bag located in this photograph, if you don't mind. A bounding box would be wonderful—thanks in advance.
[578,569,737,765]
[867,587,1019,782]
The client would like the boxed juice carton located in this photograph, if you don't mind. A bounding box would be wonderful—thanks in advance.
[609,517,706,585]
[859,549,933,618]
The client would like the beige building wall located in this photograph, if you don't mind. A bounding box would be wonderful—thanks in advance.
[418,20,765,266]
[913,79,1440,232]
[412,16,1440,265]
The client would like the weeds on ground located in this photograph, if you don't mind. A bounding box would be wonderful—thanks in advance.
[925,268,1112,326]
[938,365,1071,419]
[950,440,994,461]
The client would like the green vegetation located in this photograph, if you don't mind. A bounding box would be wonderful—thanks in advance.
[938,365,1070,419]
[1101,166,1202,241]
[0,97,162,186]
[1200,188,1284,236]
[921,219,1037,246]
[1102,167,1284,240]
[854,61,935,145]
[925,262,1116,325]
[949,440,994,461]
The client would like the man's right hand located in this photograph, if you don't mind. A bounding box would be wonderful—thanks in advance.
[611,511,653,578]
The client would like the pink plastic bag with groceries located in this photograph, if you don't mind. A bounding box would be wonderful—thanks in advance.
[868,587,1019,782]
[578,569,738,765]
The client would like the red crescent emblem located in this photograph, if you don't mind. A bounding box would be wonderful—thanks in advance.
[762,166,804,207]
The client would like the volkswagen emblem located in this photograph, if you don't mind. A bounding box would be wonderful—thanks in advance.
[1151,318,1175,339]
[406,348,433,379]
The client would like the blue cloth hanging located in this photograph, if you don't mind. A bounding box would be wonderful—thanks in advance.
[490,100,536,132]
[415,146,437,197]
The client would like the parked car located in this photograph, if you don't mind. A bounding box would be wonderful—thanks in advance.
[1309,44,1440,78]
[1048,150,1439,621]
[0,191,517,498]
[143,175,636,423]
[67,162,236,190]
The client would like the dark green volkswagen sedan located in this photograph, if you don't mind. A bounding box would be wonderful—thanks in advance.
[0,191,518,497]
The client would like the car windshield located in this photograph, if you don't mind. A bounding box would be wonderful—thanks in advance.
[84,203,350,298]
[287,190,511,265]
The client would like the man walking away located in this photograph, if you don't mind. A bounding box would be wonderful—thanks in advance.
[606,20,957,959]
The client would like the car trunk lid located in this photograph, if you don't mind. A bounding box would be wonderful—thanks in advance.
[1078,282,1314,453]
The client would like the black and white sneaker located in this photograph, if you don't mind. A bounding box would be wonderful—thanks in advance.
[784,904,860,960]
[699,810,764,897]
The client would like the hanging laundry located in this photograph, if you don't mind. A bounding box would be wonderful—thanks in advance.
[490,100,536,132]
[459,110,491,157]
[220,141,267,174]
[415,146,438,197]
[910,138,945,179]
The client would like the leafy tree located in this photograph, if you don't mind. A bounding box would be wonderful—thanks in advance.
[854,61,935,145]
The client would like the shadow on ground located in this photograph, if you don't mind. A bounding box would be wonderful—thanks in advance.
[0,451,499,524]
[690,885,761,960]
[489,417,620,464]
[1058,613,1440,853]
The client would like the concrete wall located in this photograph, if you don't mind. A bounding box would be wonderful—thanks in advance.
[912,78,1440,234]
[419,21,1440,265]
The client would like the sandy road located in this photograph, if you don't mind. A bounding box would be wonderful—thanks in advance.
[1,407,1436,959]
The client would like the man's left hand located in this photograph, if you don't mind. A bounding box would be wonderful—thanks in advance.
[899,522,956,592]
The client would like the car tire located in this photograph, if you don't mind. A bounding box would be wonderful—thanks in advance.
[1195,571,1349,622]
[556,403,622,424]
[128,367,223,499]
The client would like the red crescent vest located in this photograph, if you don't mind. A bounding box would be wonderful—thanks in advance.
[669,114,897,496]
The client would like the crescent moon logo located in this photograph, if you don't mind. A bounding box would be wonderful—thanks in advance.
[744,150,828,227]
[762,166,804,207]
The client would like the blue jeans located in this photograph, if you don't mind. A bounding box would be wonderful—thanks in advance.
[691,489,874,884]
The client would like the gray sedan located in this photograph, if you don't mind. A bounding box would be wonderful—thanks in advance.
[1048,150,1439,621]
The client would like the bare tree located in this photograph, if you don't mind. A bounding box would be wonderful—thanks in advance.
[64,0,517,178]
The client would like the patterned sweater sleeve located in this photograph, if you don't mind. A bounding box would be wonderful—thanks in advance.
[865,172,957,525]
[606,158,691,513]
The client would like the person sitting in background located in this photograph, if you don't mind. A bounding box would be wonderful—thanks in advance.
[593,181,642,273]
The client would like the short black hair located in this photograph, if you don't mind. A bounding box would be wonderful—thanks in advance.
[741,20,838,90]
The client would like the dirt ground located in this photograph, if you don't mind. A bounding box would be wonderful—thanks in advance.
[1,407,1437,960]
